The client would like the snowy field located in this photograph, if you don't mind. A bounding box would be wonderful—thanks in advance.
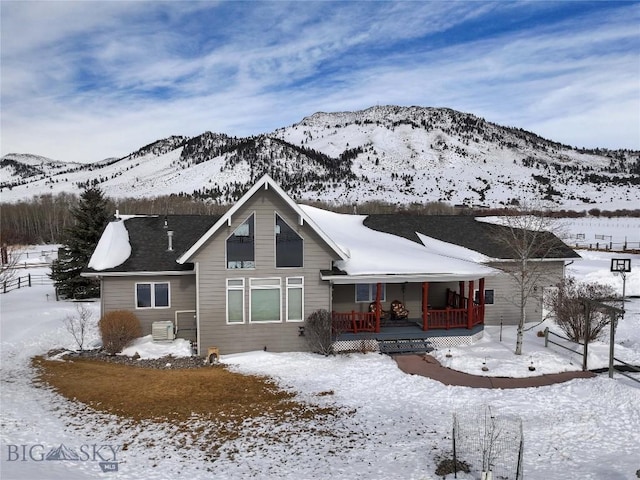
[1,235,639,479]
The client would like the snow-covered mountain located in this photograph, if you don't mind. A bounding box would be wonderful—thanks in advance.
[1,106,638,209]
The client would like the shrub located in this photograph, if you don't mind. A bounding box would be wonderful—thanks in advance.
[304,309,334,356]
[99,310,142,354]
[545,276,618,342]
[63,303,95,351]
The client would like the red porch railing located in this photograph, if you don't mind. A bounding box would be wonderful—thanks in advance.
[332,311,376,334]
[446,289,468,309]
[427,305,484,330]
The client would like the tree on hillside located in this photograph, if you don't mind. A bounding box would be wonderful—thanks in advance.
[50,187,110,299]
[492,209,566,355]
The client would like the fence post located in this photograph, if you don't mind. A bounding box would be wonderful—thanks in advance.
[28,274,31,287]
[582,303,590,371]
[544,327,549,348]
[3,281,6,294]
[17,277,21,289]
[452,415,457,480]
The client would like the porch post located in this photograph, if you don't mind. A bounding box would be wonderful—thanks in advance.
[422,282,430,331]
[467,280,474,329]
[375,282,382,333]
[478,277,485,325]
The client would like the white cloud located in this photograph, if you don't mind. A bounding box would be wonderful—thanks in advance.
[1,1,638,162]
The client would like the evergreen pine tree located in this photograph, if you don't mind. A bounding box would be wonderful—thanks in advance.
[50,187,110,299]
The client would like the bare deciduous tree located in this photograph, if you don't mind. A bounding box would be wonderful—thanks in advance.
[545,276,617,342]
[491,209,568,355]
[0,245,20,287]
[63,303,95,351]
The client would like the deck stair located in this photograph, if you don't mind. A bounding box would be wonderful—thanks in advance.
[378,338,434,355]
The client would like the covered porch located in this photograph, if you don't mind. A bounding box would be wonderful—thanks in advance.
[325,276,488,336]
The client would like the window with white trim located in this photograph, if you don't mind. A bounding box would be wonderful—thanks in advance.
[286,277,304,322]
[227,214,255,269]
[276,214,303,268]
[250,278,281,322]
[136,282,170,308]
[355,283,386,303]
[226,279,245,324]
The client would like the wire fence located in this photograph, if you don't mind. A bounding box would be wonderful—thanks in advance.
[453,405,524,480]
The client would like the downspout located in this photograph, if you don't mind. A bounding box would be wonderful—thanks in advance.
[195,262,201,356]
[99,276,104,319]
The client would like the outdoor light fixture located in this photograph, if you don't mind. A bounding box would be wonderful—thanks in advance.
[482,358,489,372]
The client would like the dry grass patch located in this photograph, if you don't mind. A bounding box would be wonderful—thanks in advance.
[32,356,335,425]
[32,356,363,466]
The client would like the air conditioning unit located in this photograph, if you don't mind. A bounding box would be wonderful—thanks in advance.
[152,321,175,341]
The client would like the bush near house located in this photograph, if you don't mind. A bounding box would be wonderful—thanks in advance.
[99,310,142,354]
[304,309,334,356]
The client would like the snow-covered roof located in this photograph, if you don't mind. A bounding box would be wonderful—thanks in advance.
[87,220,131,271]
[85,176,577,279]
[84,215,220,276]
[300,205,499,283]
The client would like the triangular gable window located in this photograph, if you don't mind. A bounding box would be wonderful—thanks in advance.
[276,214,303,268]
[227,214,255,269]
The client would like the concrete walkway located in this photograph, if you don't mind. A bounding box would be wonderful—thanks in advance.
[394,354,596,388]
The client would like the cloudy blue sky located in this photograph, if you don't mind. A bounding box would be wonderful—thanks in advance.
[1,1,639,163]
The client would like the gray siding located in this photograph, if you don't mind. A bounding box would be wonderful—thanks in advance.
[101,274,196,336]
[193,188,337,355]
[484,261,565,326]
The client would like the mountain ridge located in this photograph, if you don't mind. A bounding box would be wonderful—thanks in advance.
[1,106,638,209]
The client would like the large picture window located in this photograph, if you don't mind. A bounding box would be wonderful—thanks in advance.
[227,279,245,324]
[227,214,255,269]
[355,283,386,303]
[275,214,303,268]
[286,277,304,322]
[250,278,281,322]
[136,282,170,308]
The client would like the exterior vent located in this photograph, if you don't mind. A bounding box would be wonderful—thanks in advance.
[167,230,174,251]
[152,321,175,341]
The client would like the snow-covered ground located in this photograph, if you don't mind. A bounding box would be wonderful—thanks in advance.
[1,242,639,479]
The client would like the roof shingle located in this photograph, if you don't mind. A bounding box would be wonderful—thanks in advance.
[363,214,580,260]
[86,215,220,273]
